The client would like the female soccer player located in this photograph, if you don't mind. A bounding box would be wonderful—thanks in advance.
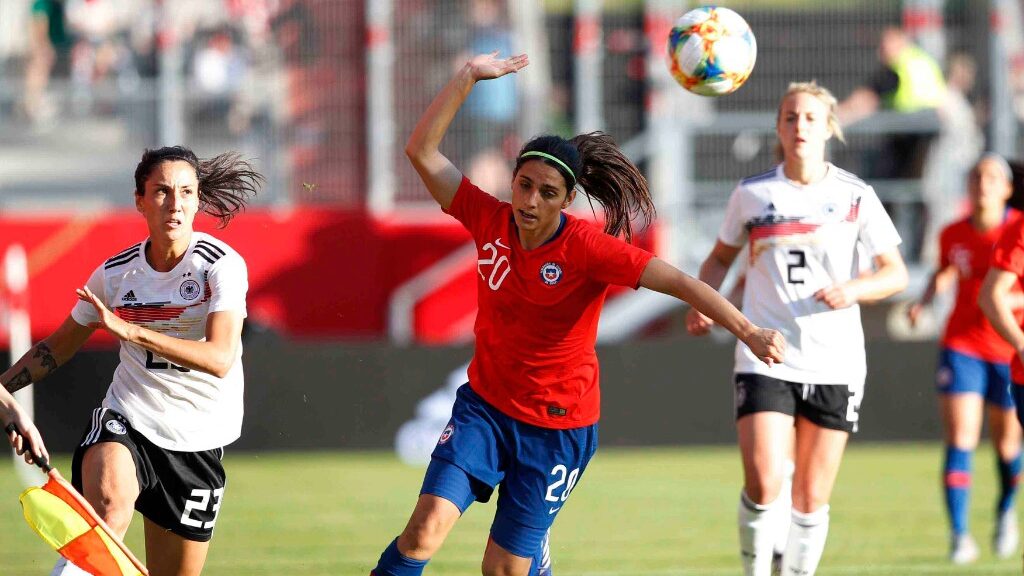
[908,153,1022,564]
[369,52,785,576]
[1,146,261,576]
[686,81,908,576]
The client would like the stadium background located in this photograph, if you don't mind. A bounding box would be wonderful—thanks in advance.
[3,0,1024,574]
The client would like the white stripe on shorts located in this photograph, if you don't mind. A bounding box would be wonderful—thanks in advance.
[81,408,106,446]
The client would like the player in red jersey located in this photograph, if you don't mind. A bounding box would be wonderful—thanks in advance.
[369,52,785,576]
[910,153,1023,563]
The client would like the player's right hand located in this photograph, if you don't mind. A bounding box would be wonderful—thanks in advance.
[466,52,529,82]
[2,406,48,466]
[745,327,786,367]
[685,307,714,336]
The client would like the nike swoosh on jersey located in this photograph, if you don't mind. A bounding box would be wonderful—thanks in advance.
[548,506,560,514]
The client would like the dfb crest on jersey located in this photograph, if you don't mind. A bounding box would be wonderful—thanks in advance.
[105,419,127,435]
[438,423,455,445]
[179,279,201,301]
[539,262,563,286]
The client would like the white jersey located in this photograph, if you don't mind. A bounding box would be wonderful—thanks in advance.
[71,232,248,452]
[718,163,901,386]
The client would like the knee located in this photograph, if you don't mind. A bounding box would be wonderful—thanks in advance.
[792,484,828,513]
[91,492,135,535]
[480,556,521,576]
[744,475,783,505]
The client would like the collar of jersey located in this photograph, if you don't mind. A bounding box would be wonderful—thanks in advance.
[141,233,200,279]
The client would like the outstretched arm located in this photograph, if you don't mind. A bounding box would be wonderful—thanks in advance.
[641,258,785,366]
[405,52,528,210]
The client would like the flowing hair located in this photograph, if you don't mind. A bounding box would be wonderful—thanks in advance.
[514,132,655,243]
[134,146,263,227]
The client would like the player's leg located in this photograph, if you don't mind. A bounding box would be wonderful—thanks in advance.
[483,418,597,576]
[734,374,796,576]
[375,384,503,576]
[772,435,796,575]
[143,519,210,576]
[781,416,848,576]
[54,409,142,576]
[936,349,986,563]
[986,359,1021,559]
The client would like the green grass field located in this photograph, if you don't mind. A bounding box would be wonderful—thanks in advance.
[1,443,1020,575]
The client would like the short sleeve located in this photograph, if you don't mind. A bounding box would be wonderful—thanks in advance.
[993,217,1024,275]
[581,226,655,288]
[70,265,105,327]
[443,177,505,240]
[717,185,748,248]
[868,67,899,97]
[856,186,902,257]
[207,254,248,317]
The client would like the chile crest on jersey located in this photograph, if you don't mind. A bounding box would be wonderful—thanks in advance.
[540,262,563,286]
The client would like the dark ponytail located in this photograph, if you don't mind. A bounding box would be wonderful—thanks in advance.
[134,146,264,227]
[515,132,655,243]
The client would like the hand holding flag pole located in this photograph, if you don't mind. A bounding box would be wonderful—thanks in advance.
[9,423,149,576]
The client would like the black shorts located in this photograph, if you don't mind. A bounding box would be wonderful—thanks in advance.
[71,408,226,542]
[734,373,864,433]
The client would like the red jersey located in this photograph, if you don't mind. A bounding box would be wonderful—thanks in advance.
[941,211,1023,363]
[446,177,654,429]
[989,213,1024,383]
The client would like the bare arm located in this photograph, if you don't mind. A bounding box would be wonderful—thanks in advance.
[837,87,881,126]
[405,52,528,211]
[685,240,742,336]
[816,248,909,309]
[77,286,244,379]
[979,269,1024,354]
[907,264,957,327]
[641,258,785,365]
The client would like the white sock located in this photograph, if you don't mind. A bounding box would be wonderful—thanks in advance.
[50,557,92,576]
[739,491,780,576]
[781,506,830,576]
[773,459,795,556]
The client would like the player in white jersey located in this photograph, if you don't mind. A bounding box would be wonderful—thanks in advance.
[687,82,908,576]
[0,146,261,576]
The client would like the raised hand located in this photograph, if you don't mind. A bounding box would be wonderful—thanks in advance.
[466,52,529,82]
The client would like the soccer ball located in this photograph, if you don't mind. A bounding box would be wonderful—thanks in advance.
[667,6,757,97]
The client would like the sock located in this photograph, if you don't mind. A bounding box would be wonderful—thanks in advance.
[372,537,428,576]
[944,446,973,535]
[531,528,552,575]
[738,491,779,576]
[50,558,91,576]
[997,453,1022,516]
[773,459,795,556]
[781,506,830,576]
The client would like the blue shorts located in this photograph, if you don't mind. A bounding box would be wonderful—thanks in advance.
[1014,386,1024,427]
[422,384,598,558]
[936,348,1014,409]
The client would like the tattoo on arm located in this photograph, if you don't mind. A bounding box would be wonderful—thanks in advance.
[33,343,59,376]
[4,343,60,393]
[6,368,31,393]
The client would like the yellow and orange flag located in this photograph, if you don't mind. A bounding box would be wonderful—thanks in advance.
[19,458,148,576]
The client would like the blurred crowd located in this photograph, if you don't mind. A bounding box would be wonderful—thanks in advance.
[2,0,276,132]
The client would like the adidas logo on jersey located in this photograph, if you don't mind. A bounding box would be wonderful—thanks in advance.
[122,290,137,302]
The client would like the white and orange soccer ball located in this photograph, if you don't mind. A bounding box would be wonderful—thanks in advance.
[667,6,757,97]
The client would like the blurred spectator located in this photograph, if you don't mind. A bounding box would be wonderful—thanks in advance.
[23,0,69,125]
[838,27,946,179]
[920,53,985,264]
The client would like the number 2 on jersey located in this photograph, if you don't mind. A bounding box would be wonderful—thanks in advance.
[146,350,190,372]
[786,249,807,285]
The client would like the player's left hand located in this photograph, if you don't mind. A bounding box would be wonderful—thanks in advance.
[76,286,134,341]
[814,284,857,309]
[2,408,49,466]
[744,327,786,367]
